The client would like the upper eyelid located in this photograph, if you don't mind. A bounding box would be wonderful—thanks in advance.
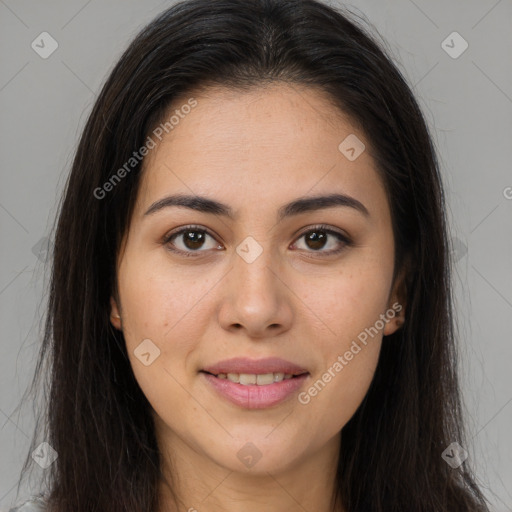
[165,225,217,242]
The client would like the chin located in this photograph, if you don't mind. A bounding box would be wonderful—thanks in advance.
[207,435,304,475]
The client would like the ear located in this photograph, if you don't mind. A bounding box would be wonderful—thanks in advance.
[383,260,409,337]
[110,295,122,330]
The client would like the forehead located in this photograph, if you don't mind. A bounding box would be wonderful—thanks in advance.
[147,83,356,159]
[136,83,386,219]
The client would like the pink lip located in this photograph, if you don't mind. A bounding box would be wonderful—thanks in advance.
[201,372,309,409]
[202,357,308,376]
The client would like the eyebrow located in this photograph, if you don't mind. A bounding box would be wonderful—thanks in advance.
[144,192,370,221]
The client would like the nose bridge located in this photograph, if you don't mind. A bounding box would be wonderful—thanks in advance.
[217,233,292,334]
[233,234,278,292]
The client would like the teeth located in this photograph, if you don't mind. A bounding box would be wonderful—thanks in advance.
[214,372,296,385]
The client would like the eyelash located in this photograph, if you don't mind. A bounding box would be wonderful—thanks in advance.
[162,224,353,259]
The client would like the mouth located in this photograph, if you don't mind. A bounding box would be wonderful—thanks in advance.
[199,357,310,408]
[199,365,310,409]
[199,370,309,386]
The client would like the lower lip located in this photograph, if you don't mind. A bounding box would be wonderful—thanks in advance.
[200,372,309,409]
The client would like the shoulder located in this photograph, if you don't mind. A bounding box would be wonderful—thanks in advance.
[7,497,47,512]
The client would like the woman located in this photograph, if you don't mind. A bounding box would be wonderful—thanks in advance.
[12,0,490,511]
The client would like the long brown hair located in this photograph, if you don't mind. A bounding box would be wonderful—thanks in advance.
[16,0,490,510]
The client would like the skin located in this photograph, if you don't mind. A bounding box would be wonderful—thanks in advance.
[110,83,407,512]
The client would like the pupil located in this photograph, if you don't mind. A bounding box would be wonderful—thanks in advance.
[306,231,327,250]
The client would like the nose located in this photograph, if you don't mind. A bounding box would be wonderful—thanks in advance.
[217,243,293,338]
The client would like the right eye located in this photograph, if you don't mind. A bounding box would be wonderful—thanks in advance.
[163,225,224,257]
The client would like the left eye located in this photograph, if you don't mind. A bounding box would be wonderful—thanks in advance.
[163,225,351,257]
[292,226,351,254]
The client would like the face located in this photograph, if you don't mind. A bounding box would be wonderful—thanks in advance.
[110,83,405,476]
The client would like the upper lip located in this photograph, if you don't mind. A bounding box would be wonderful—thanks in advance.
[202,357,309,376]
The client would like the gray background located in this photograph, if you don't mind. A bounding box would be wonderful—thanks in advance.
[1,0,511,510]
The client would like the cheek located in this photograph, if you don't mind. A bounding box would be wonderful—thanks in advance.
[307,259,393,348]
[293,259,391,431]
[297,280,385,438]
[118,252,216,345]
[117,254,218,398]
[298,339,382,443]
